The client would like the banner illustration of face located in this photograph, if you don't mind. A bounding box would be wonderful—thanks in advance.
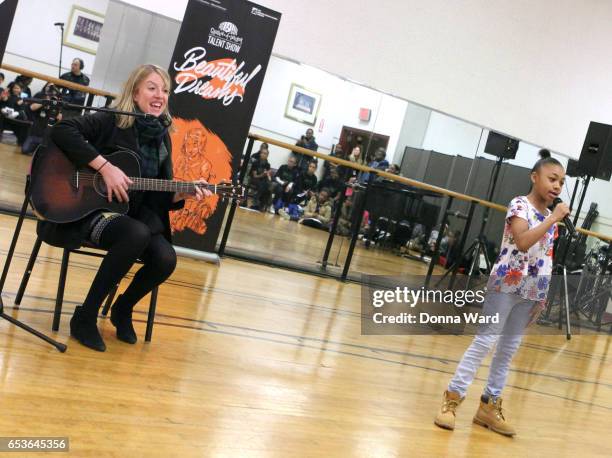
[170,118,232,235]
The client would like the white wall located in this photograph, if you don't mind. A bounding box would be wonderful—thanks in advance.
[393,102,432,164]
[119,0,612,160]
[422,112,484,158]
[4,0,108,93]
[251,56,408,169]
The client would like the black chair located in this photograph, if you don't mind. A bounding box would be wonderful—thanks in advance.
[14,237,159,342]
[393,220,413,248]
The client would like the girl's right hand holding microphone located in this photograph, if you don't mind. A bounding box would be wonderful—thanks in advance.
[551,201,570,223]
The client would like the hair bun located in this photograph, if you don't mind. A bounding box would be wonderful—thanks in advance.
[539,148,551,159]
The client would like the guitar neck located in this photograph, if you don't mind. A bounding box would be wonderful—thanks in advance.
[128,178,207,193]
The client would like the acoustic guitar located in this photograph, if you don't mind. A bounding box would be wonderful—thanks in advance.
[29,142,244,223]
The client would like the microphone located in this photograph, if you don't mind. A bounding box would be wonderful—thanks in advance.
[54,22,64,26]
[552,197,575,234]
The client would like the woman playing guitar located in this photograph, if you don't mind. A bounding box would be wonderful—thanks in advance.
[38,64,211,352]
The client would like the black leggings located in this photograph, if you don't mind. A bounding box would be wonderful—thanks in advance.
[80,216,177,319]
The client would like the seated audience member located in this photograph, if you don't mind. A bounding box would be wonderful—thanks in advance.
[300,188,333,229]
[21,83,63,155]
[0,82,30,146]
[0,72,5,92]
[294,128,319,171]
[323,143,346,180]
[250,141,268,163]
[375,163,402,183]
[60,57,90,119]
[360,147,390,183]
[346,145,365,182]
[271,155,300,211]
[443,230,462,268]
[348,145,364,164]
[296,160,318,204]
[427,223,449,255]
[13,75,33,98]
[336,197,354,236]
[317,167,343,199]
[248,146,272,211]
[336,196,370,236]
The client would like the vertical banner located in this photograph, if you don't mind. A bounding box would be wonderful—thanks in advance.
[167,0,281,253]
[0,0,19,65]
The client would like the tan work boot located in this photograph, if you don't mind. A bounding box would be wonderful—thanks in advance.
[434,390,463,430]
[473,396,516,437]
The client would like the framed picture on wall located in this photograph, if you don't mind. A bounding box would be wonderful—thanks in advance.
[63,6,105,55]
[285,84,322,125]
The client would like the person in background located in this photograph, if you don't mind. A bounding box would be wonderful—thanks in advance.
[375,163,402,183]
[21,83,63,155]
[243,142,268,190]
[248,146,272,211]
[336,196,354,236]
[296,160,319,205]
[0,82,29,146]
[317,167,343,200]
[271,155,300,212]
[294,128,319,172]
[323,143,346,180]
[250,141,268,163]
[0,72,5,92]
[300,188,333,228]
[348,145,364,164]
[14,75,33,98]
[372,147,390,169]
[345,144,365,183]
[360,147,390,183]
[60,57,90,119]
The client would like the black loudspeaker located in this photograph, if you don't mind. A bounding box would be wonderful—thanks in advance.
[566,159,585,178]
[578,122,612,181]
[484,131,519,159]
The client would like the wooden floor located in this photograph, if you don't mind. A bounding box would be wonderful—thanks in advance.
[1,142,612,457]
[1,216,611,457]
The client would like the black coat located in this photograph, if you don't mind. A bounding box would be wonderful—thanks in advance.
[37,111,184,249]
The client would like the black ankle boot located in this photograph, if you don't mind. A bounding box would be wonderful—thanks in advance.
[70,306,106,352]
[110,295,137,344]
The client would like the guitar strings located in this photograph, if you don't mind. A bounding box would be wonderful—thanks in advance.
[73,172,240,194]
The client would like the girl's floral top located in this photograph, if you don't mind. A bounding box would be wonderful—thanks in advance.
[487,196,557,303]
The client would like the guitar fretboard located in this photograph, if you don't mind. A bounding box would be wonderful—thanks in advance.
[128,178,203,193]
[74,172,241,197]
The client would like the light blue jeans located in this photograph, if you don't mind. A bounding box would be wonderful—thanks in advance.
[448,291,534,398]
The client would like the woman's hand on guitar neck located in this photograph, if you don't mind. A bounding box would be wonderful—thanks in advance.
[92,158,133,203]
[173,179,213,203]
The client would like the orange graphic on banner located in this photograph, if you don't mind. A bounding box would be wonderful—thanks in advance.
[169,117,232,235]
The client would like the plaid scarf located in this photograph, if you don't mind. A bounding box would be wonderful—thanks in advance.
[134,115,168,178]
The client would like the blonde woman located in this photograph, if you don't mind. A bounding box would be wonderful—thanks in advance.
[39,64,210,351]
[348,145,364,164]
